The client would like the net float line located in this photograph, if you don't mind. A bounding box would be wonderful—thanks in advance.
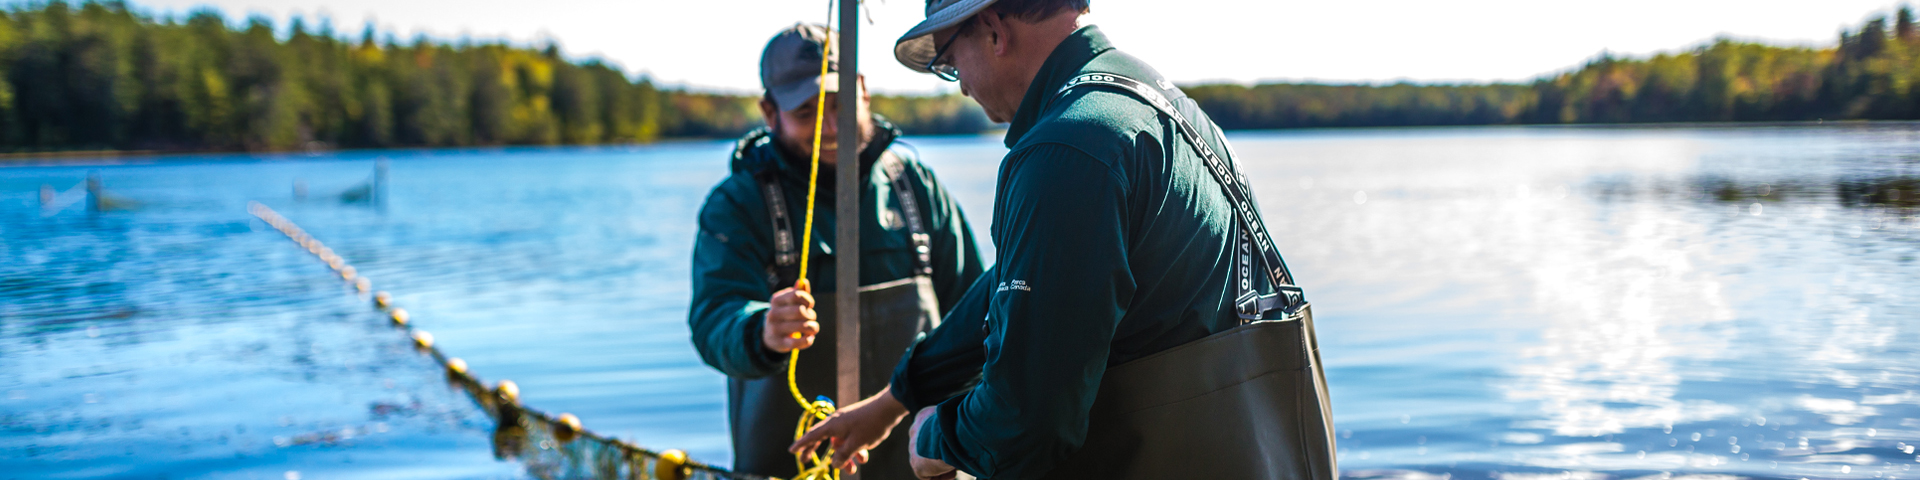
[247,201,766,480]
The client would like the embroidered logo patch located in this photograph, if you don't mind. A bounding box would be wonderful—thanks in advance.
[995,279,1032,293]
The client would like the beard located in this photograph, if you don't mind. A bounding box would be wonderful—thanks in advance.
[772,116,873,165]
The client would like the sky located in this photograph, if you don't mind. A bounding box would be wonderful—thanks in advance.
[124,0,1907,94]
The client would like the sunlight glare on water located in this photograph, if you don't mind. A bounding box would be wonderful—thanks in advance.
[1227,126,1918,480]
[2,125,1917,479]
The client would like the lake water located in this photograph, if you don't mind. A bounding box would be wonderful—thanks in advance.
[2,125,1917,480]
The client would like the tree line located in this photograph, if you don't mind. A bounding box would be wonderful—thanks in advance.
[3,1,1917,154]
[1186,6,1913,129]
[1,1,677,151]
[0,1,983,153]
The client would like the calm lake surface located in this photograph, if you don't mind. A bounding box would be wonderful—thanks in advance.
[3,125,1918,479]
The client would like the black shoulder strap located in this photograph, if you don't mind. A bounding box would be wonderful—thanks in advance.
[752,169,801,288]
[755,151,932,289]
[1055,73,1305,319]
[879,151,935,277]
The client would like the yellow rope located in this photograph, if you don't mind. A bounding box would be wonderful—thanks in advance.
[786,2,840,479]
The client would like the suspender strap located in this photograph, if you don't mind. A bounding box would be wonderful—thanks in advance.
[753,150,933,288]
[754,169,801,287]
[1055,73,1305,319]
[879,152,936,277]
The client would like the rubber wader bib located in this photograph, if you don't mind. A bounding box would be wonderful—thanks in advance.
[730,152,939,480]
[1041,74,1337,480]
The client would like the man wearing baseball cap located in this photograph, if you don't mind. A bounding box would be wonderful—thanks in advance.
[688,22,986,480]
[793,1,1336,479]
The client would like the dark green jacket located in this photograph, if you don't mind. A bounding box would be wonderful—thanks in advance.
[891,26,1260,479]
[689,118,985,380]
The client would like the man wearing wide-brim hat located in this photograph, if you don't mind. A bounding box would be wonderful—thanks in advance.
[689,22,985,480]
[793,1,1338,479]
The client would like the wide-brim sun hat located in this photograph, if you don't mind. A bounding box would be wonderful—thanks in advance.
[895,0,999,73]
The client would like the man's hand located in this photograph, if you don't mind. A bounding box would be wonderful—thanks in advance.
[908,406,957,480]
[762,280,820,353]
[789,386,911,473]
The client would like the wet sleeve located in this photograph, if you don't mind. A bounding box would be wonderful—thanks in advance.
[909,162,986,316]
[915,144,1135,479]
[687,183,786,379]
[888,268,992,412]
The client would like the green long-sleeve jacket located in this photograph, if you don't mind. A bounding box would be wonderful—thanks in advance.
[689,118,985,380]
[889,26,1265,479]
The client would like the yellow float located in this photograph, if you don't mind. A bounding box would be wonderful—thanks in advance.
[496,380,520,404]
[655,449,690,480]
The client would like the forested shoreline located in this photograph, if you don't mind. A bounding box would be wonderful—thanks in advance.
[0,1,1917,154]
[0,1,986,153]
[1188,6,1908,129]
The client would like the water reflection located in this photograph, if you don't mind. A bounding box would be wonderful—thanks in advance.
[1466,180,1753,477]
[0,147,732,478]
[1491,170,1919,479]
[6,129,1918,479]
[1222,127,1920,480]
[1590,174,1920,241]
[1592,174,1920,211]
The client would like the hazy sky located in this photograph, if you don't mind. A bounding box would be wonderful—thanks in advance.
[128,0,1902,94]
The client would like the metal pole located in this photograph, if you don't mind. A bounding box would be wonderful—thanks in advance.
[833,0,862,417]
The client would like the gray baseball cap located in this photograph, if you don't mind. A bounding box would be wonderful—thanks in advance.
[761,23,841,112]
[894,0,999,73]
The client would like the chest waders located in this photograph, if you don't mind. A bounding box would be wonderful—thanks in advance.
[732,151,939,480]
[1042,73,1337,480]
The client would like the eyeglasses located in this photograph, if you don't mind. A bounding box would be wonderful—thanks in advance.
[926,19,973,82]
